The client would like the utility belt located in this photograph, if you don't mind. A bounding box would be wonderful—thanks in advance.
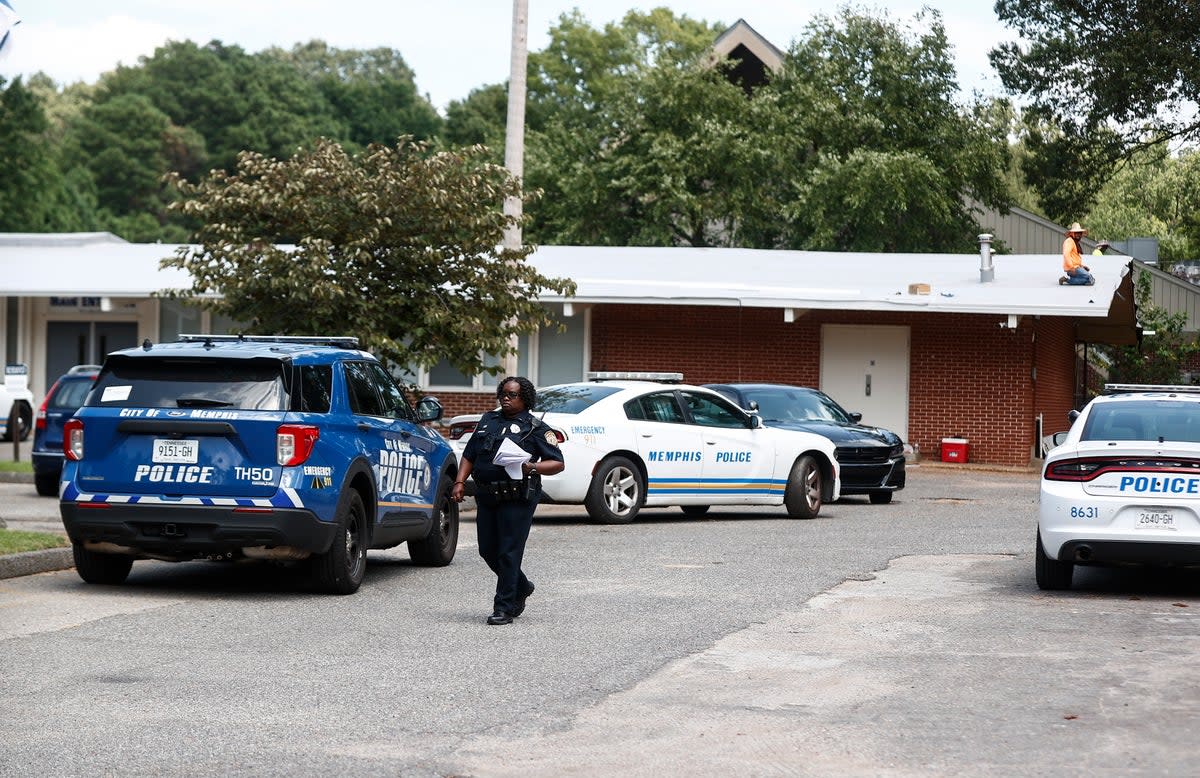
[475,474,540,503]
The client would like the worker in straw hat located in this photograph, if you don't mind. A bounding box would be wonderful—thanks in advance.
[1060,222,1095,286]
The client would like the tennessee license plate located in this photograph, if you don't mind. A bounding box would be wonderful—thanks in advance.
[153,439,199,464]
[1135,510,1176,530]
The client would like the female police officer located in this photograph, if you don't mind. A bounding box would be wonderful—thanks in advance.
[451,376,564,625]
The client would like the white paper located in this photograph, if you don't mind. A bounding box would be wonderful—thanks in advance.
[493,437,531,480]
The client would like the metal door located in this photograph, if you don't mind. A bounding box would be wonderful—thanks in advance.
[820,324,910,442]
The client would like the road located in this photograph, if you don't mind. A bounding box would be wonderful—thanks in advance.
[1,466,1199,776]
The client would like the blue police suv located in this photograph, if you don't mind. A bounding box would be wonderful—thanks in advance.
[59,335,459,594]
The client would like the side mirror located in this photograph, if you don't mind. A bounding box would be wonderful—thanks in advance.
[749,414,764,429]
[1052,431,1069,447]
[848,411,863,423]
[1067,409,1080,423]
[415,396,444,423]
[748,400,759,411]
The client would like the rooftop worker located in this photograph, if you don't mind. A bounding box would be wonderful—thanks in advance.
[1060,222,1095,286]
[1092,240,1111,256]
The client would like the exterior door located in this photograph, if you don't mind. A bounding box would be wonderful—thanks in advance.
[626,390,705,506]
[46,321,138,381]
[679,390,776,505]
[820,324,910,442]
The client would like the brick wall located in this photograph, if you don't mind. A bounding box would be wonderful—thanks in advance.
[426,304,1080,466]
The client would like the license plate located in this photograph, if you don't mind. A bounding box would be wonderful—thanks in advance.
[1135,510,1176,530]
[153,439,199,464]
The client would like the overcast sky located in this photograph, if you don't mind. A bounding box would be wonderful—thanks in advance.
[0,1,1017,111]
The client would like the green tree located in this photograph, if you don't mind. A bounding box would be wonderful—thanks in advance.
[443,83,508,153]
[0,76,97,231]
[163,138,576,377]
[1086,147,1200,263]
[1103,271,1200,384]
[991,0,1200,218]
[272,41,442,149]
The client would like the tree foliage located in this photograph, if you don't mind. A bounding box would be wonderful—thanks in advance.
[519,7,1011,251]
[1103,271,1200,385]
[163,138,575,377]
[992,0,1200,219]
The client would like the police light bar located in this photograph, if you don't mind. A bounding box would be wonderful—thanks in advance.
[587,371,684,383]
[178,334,360,348]
[1103,383,1200,394]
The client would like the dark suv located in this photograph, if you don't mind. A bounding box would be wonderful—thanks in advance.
[33,364,100,497]
[59,335,459,594]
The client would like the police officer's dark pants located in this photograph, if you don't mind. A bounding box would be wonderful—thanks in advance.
[475,495,535,614]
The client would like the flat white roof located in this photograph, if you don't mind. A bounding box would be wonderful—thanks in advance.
[0,236,1128,319]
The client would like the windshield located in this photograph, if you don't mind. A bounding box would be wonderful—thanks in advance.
[1081,400,1200,443]
[87,356,288,411]
[739,387,851,424]
[534,384,622,414]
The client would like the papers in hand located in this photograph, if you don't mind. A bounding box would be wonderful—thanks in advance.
[493,437,531,480]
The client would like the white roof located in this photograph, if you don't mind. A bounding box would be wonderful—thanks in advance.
[0,234,1128,320]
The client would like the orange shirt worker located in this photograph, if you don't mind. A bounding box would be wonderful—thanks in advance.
[1060,222,1095,286]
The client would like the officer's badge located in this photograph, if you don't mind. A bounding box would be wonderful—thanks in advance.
[510,423,520,434]
[544,430,559,446]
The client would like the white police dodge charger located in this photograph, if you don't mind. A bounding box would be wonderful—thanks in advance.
[1038,384,1200,589]
[449,373,840,524]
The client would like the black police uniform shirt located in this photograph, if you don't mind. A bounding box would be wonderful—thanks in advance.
[463,409,563,483]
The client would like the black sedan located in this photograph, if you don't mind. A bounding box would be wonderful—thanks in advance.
[704,383,905,504]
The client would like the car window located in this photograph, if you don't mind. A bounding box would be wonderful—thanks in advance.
[51,378,95,409]
[367,362,416,421]
[298,365,333,413]
[535,384,622,414]
[1082,400,1200,443]
[626,392,685,424]
[682,392,749,429]
[741,387,849,423]
[86,357,287,410]
[343,361,386,417]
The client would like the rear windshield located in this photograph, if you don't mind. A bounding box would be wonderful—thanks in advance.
[1082,400,1200,443]
[50,378,96,409]
[534,384,621,414]
[87,357,288,411]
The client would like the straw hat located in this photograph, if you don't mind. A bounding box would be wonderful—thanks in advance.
[1065,222,1087,235]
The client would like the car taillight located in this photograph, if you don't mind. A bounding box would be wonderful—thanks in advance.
[449,421,477,440]
[36,380,59,431]
[64,418,84,460]
[277,424,319,466]
[1045,456,1200,481]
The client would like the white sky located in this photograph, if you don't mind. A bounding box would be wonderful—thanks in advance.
[0,1,1017,111]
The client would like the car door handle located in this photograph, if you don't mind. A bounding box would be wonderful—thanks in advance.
[705,440,717,445]
[357,423,371,431]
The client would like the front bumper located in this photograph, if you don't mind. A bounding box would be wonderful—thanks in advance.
[836,457,906,495]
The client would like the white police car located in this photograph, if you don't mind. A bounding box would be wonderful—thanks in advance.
[1038,383,1200,589]
[59,335,460,594]
[450,373,840,523]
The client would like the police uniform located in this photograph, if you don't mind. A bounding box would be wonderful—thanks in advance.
[462,408,564,617]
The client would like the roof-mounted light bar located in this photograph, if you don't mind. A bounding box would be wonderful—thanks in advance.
[587,371,684,383]
[178,334,360,349]
[1103,383,1200,394]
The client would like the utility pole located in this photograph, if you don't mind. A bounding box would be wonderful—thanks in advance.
[503,0,528,251]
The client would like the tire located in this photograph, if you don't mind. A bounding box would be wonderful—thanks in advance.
[312,490,368,594]
[585,456,644,524]
[409,476,459,566]
[72,543,133,585]
[3,402,32,442]
[35,470,59,497]
[1035,529,1074,590]
[680,505,710,518]
[869,491,893,505]
[783,455,822,519]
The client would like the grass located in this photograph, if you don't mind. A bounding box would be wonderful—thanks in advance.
[0,460,33,473]
[0,528,68,555]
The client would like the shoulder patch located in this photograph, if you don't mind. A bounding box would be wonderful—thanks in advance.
[544,430,559,446]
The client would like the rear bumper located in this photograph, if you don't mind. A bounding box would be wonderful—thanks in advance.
[31,451,64,476]
[60,502,337,558]
[1056,539,1200,566]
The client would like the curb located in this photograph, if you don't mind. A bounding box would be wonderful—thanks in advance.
[0,547,73,580]
[0,471,34,484]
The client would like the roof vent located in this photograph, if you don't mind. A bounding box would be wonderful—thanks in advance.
[978,233,994,283]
